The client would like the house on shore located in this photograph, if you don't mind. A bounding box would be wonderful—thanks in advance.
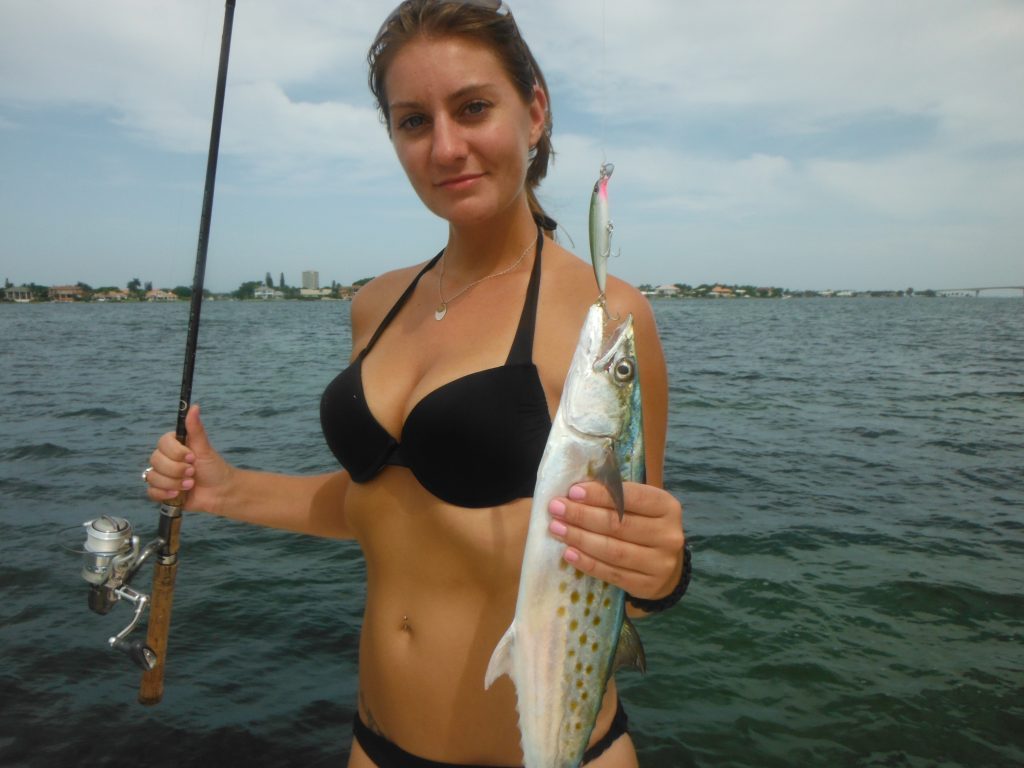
[145,289,178,301]
[95,290,129,302]
[49,285,86,302]
[4,285,33,302]
[300,287,333,298]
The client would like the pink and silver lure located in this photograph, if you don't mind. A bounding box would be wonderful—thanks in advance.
[588,162,615,298]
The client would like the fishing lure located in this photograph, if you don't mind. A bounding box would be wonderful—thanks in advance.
[588,162,615,299]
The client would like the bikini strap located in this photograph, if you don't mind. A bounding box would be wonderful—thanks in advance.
[505,226,544,366]
[358,249,444,359]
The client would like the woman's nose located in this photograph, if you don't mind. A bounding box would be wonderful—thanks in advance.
[431,115,467,164]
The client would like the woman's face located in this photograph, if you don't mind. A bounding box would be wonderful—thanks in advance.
[384,35,546,227]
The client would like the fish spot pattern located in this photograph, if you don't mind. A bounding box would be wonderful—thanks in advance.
[555,573,623,753]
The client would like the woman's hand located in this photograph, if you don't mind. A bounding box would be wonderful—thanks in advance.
[547,481,685,603]
[144,404,233,515]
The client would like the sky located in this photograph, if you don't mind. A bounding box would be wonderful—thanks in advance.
[1,0,1022,293]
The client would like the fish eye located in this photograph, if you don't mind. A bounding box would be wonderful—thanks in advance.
[613,358,635,383]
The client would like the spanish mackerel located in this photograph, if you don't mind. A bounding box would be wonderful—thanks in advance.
[486,303,646,768]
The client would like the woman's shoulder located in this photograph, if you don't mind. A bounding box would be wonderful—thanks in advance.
[350,259,436,340]
[542,239,654,326]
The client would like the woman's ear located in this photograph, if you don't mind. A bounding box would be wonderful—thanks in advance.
[528,84,548,147]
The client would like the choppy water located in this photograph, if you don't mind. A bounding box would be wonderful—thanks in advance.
[1,297,1021,767]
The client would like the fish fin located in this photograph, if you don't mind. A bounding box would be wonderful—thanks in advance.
[592,446,625,521]
[484,625,516,690]
[613,616,647,675]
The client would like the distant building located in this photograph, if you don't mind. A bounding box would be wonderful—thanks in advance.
[49,285,86,302]
[254,286,284,300]
[655,284,681,297]
[302,271,319,290]
[300,287,332,298]
[95,290,129,301]
[145,289,178,302]
[709,285,734,298]
[4,285,33,302]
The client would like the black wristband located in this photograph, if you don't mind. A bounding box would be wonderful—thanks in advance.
[626,543,691,614]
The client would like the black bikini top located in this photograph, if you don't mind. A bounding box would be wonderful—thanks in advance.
[320,228,552,508]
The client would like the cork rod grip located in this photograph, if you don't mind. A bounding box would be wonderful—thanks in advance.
[138,505,183,705]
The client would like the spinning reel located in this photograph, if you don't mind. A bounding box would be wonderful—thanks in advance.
[72,516,164,671]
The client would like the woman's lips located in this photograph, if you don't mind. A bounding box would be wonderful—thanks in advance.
[437,173,483,189]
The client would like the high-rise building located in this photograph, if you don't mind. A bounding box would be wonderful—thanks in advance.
[302,270,319,290]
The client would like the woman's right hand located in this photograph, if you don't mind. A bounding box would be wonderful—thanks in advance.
[145,404,233,514]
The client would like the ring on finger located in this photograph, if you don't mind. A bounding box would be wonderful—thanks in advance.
[142,466,154,483]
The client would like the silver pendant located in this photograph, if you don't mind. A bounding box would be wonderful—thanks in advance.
[434,302,447,321]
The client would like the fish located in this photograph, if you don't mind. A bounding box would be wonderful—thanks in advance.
[485,302,646,768]
[588,162,615,297]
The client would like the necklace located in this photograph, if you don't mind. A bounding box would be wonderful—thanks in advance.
[435,238,533,321]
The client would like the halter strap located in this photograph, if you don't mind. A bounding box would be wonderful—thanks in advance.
[505,226,544,366]
[358,250,443,360]
[359,226,543,366]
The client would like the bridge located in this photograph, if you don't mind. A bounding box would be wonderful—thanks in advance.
[933,286,1024,297]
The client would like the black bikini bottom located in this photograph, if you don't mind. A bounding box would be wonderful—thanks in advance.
[352,697,630,767]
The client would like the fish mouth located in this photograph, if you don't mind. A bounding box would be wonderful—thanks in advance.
[593,312,633,372]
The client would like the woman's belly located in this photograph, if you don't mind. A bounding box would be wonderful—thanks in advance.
[345,470,622,764]
[348,470,528,761]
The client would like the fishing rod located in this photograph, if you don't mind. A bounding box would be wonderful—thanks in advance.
[72,0,236,706]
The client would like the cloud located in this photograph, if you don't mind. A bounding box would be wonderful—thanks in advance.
[528,0,1024,147]
[807,152,1024,222]
[4,1,1021,175]
[0,0,383,165]
[1,0,1021,290]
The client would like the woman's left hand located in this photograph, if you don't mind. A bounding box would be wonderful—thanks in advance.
[548,482,685,603]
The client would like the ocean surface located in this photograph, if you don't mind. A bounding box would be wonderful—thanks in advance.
[1,297,1021,768]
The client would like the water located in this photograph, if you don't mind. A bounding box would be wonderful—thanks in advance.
[1,298,1021,767]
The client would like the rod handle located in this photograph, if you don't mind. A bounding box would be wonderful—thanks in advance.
[138,502,183,705]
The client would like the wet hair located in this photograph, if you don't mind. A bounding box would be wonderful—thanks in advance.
[368,0,556,235]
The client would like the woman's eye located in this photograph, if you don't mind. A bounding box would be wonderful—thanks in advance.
[463,100,488,117]
[397,114,426,131]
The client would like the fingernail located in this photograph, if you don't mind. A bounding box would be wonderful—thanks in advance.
[181,478,195,490]
[564,549,580,563]
[549,520,568,537]
[185,466,195,477]
[549,499,566,518]
[569,485,586,501]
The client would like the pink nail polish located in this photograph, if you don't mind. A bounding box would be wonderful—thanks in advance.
[549,520,568,537]
[564,549,580,563]
[569,485,586,501]
[549,499,566,518]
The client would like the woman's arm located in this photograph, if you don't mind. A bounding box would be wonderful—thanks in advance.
[146,404,354,540]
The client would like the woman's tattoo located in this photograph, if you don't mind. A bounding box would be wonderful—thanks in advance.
[359,689,385,737]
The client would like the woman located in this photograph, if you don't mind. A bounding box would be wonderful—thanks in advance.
[145,2,686,766]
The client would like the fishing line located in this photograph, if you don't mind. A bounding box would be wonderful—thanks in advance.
[601,0,608,163]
